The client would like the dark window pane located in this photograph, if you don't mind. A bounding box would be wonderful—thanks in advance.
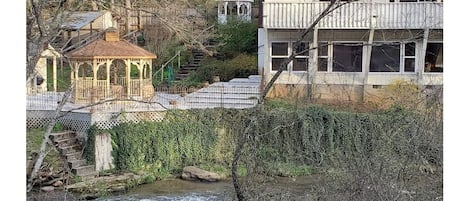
[272,43,288,56]
[294,42,309,56]
[425,43,443,73]
[405,42,415,56]
[293,58,308,71]
[272,58,288,71]
[318,58,328,71]
[332,44,363,72]
[405,58,415,72]
[318,42,328,56]
[370,43,400,72]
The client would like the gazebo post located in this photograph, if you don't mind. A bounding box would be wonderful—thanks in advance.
[139,59,144,97]
[126,59,131,98]
[106,59,111,99]
[93,59,98,103]
[73,62,79,103]
[53,56,57,92]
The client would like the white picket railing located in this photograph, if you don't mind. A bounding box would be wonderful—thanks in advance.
[263,2,443,29]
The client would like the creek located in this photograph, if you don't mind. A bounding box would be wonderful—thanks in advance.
[92,176,321,201]
[93,178,235,201]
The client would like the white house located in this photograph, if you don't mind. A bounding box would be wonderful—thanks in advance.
[258,0,443,102]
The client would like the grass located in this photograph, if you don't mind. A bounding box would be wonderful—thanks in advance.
[47,65,71,92]
[26,128,63,171]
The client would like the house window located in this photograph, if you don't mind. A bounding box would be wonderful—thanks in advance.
[293,42,309,71]
[332,43,363,72]
[370,42,416,73]
[271,42,309,72]
[370,43,400,72]
[404,42,416,72]
[425,43,443,73]
[318,42,329,72]
[271,42,289,71]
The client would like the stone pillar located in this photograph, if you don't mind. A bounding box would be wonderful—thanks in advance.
[94,132,114,171]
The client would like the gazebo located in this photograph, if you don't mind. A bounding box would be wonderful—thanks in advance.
[217,0,253,24]
[66,28,157,104]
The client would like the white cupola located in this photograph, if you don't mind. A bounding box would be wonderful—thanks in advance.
[217,0,254,24]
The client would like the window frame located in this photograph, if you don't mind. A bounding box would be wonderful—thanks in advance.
[369,41,417,74]
[292,41,310,72]
[424,41,443,74]
[403,42,416,73]
[270,41,290,72]
[317,41,364,73]
[317,42,331,72]
[270,41,310,72]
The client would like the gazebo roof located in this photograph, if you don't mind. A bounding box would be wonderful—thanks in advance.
[66,39,157,60]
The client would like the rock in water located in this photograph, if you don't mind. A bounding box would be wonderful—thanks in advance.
[53,181,63,187]
[181,166,222,182]
[41,186,55,192]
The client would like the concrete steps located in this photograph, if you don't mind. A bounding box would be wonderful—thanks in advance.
[49,131,97,179]
[179,75,261,109]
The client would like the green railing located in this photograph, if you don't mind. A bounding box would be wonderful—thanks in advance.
[153,50,181,84]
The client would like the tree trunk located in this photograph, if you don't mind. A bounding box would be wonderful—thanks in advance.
[27,85,74,192]
[232,116,256,201]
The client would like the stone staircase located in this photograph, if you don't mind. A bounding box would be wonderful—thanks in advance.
[175,49,205,80]
[181,75,261,109]
[49,131,97,180]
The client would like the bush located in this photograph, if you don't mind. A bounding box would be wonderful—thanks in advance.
[217,54,257,81]
[216,19,257,58]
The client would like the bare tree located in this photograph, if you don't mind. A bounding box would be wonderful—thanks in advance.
[231,1,354,200]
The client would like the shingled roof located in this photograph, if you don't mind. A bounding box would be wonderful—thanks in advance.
[66,39,156,59]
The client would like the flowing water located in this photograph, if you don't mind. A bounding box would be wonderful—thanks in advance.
[92,176,322,201]
[93,178,236,201]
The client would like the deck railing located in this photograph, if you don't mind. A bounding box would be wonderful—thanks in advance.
[263,2,443,29]
[27,83,261,112]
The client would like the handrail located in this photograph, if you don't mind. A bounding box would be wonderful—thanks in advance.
[121,30,141,42]
[61,30,105,53]
[153,50,181,83]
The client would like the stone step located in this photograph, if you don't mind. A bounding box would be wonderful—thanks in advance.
[178,68,198,73]
[49,131,76,141]
[54,138,79,148]
[72,165,97,178]
[182,63,200,68]
[229,78,261,84]
[197,87,260,94]
[248,75,262,80]
[184,97,258,105]
[211,82,260,87]
[66,152,82,161]
[185,93,259,100]
[175,74,190,80]
[68,159,88,169]
[60,145,81,155]
[183,102,256,109]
